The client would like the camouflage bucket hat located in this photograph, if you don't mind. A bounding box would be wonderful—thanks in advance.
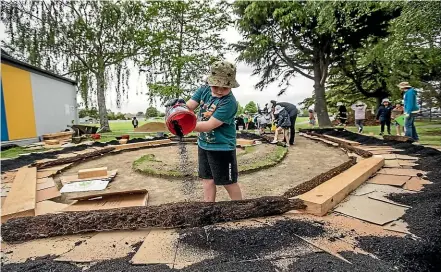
[207,61,240,88]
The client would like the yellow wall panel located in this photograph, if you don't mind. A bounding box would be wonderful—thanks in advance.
[1,64,37,140]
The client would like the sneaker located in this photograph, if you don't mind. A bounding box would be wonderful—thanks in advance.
[271,140,278,144]
[379,132,383,136]
[358,128,362,133]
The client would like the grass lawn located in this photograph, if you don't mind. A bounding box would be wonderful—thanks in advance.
[346,124,440,146]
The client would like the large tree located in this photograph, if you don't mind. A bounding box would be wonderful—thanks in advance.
[233,1,400,127]
[2,0,162,132]
[141,0,231,103]
[244,101,258,114]
[327,1,441,109]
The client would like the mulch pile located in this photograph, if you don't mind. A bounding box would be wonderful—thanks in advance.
[311,128,441,271]
[2,196,304,242]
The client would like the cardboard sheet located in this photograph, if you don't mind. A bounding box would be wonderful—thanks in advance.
[36,186,61,202]
[60,170,117,185]
[367,174,411,187]
[334,195,408,225]
[36,177,56,191]
[62,191,148,212]
[131,229,179,265]
[403,177,433,191]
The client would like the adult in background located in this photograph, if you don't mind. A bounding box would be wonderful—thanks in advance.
[271,105,291,146]
[132,117,139,129]
[270,100,298,145]
[351,101,367,133]
[336,102,348,128]
[376,98,393,135]
[398,82,419,141]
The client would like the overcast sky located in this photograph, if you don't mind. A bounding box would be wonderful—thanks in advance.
[1,22,314,114]
[107,26,314,113]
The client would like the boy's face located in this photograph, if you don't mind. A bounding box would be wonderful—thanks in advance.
[211,86,231,98]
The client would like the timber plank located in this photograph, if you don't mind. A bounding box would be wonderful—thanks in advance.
[298,156,384,216]
[78,167,108,179]
[321,135,360,146]
[1,167,37,222]
[112,139,172,151]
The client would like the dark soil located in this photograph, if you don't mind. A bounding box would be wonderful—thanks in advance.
[1,255,80,272]
[310,129,441,272]
[288,251,395,271]
[2,197,304,242]
[1,137,168,172]
[284,157,357,198]
[237,131,267,141]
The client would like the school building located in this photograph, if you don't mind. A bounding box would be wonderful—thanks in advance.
[1,51,78,145]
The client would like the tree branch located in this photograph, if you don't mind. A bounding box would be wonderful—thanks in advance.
[276,49,314,80]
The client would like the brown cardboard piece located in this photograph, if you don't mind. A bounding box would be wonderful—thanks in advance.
[37,170,58,179]
[1,234,94,264]
[403,177,433,191]
[37,163,73,172]
[36,186,61,202]
[131,229,179,265]
[334,195,408,225]
[35,200,70,216]
[378,168,426,177]
[62,191,148,212]
[55,230,151,262]
[68,189,147,201]
[367,174,411,187]
[36,177,55,191]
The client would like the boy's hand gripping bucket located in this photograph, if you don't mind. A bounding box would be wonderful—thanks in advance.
[165,103,197,137]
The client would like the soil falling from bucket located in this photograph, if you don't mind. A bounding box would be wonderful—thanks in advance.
[173,120,196,196]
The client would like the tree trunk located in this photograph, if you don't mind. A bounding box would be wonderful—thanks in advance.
[313,62,332,127]
[96,68,111,132]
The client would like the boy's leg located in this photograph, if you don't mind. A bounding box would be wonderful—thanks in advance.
[202,179,216,202]
[206,149,242,201]
[289,115,296,145]
[360,120,364,132]
[380,120,385,134]
[224,183,242,200]
[272,127,280,143]
[198,146,217,202]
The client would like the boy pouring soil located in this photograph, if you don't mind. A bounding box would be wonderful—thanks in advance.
[167,61,243,202]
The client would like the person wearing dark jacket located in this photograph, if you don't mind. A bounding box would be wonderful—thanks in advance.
[132,117,139,129]
[336,102,348,128]
[271,105,291,146]
[270,100,298,145]
[376,98,393,135]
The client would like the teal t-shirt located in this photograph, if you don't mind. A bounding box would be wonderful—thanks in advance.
[191,85,238,151]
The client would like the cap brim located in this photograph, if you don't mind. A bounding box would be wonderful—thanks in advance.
[207,76,240,88]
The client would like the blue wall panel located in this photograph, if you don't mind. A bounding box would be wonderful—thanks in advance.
[1,82,9,141]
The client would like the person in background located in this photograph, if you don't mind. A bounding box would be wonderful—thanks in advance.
[391,101,405,136]
[351,101,367,133]
[336,102,348,128]
[271,105,291,146]
[398,82,419,141]
[243,111,250,130]
[308,109,316,127]
[132,117,139,129]
[376,98,393,135]
[270,100,298,145]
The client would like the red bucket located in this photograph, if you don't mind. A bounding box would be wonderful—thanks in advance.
[165,104,197,136]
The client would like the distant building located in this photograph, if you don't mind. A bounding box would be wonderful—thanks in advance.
[1,51,78,145]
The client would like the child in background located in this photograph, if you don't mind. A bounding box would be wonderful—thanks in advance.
[376,98,393,135]
[243,111,250,130]
[271,105,291,146]
[308,109,316,127]
[336,102,348,128]
[391,102,405,136]
[351,101,367,133]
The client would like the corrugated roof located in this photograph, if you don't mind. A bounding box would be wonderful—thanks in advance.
[1,51,77,85]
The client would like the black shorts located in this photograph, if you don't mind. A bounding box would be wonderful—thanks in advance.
[198,146,238,185]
